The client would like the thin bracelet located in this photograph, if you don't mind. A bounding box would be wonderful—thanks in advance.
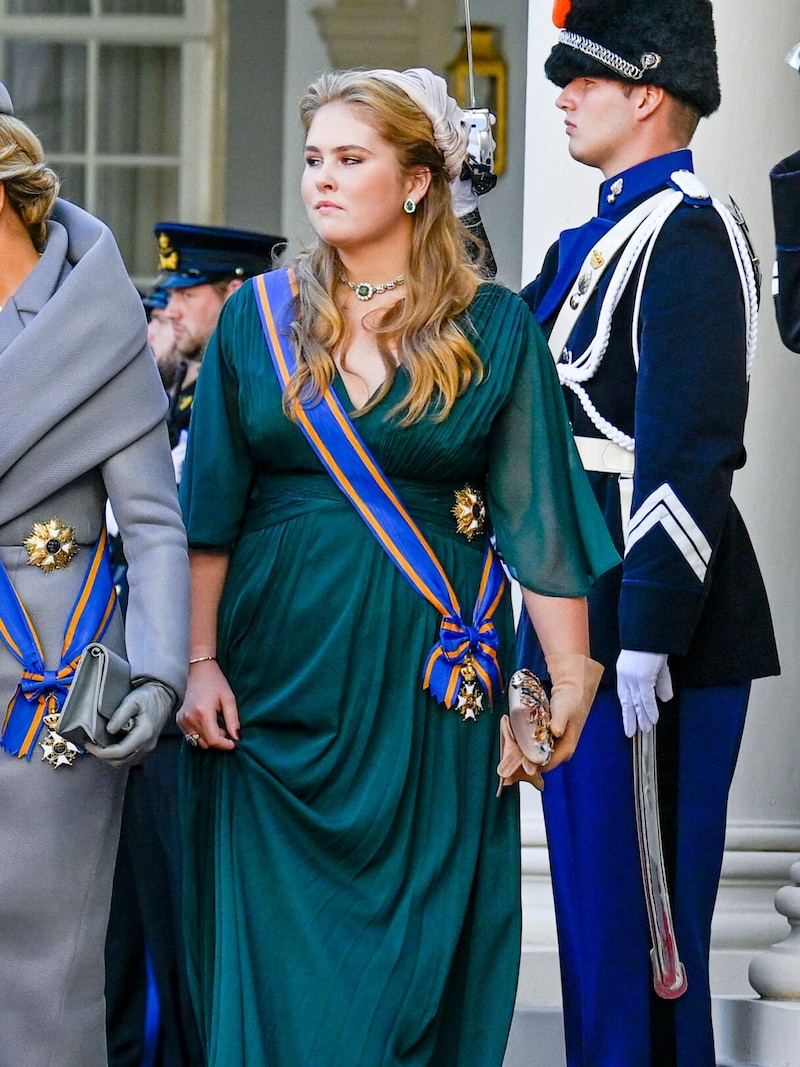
[189,655,217,665]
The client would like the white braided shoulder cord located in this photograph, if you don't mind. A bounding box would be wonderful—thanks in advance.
[631,189,759,379]
[557,191,682,451]
[711,196,759,380]
[558,171,760,452]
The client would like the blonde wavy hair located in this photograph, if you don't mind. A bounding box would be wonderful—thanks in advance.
[287,70,483,425]
[0,113,60,251]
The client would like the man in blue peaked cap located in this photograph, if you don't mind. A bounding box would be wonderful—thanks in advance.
[155,223,285,453]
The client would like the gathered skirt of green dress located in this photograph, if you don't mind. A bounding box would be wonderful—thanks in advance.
[179,279,619,1067]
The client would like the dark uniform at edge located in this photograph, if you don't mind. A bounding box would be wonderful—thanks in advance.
[771,146,800,353]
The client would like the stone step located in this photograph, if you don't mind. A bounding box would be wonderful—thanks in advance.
[504,999,800,1067]
[503,1007,565,1067]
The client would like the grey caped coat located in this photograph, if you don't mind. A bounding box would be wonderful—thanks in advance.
[0,199,189,1067]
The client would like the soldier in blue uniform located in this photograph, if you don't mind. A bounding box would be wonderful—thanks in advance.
[105,223,284,1067]
[514,3,780,1065]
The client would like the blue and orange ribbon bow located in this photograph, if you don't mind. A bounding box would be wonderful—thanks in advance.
[0,528,117,758]
[252,267,506,710]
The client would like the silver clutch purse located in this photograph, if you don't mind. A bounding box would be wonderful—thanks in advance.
[57,643,132,748]
[508,668,554,766]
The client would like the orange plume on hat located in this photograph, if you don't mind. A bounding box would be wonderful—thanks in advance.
[553,0,572,28]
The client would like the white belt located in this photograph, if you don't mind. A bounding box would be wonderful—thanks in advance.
[574,436,635,476]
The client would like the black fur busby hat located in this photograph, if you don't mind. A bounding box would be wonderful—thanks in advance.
[545,0,721,118]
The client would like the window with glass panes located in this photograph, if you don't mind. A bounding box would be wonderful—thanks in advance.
[0,0,221,283]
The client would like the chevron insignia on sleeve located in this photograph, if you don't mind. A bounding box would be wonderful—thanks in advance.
[626,483,712,582]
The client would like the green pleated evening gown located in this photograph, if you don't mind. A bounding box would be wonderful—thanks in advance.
[179,279,617,1067]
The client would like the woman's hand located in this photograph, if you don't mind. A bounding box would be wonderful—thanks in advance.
[542,651,604,771]
[177,659,240,751]
[518,589,602,773]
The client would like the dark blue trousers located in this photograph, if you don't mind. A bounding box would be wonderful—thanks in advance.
[542,683,749,1067]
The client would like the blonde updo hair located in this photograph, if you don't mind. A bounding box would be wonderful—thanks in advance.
[287,69,483,426]
[0,112,60,251]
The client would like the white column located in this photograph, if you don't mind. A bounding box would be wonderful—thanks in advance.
[699,1,800,1004]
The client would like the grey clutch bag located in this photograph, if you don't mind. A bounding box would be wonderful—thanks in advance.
[58,642,132,748]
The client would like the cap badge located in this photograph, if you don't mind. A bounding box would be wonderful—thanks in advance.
[558,30,662,83]
[158,232,179,272]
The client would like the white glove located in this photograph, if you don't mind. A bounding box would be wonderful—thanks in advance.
[449,114,497,217]
[616,650,673,738]
[86,680,176,768]
[450,175,479,218]
[171,429,188,484]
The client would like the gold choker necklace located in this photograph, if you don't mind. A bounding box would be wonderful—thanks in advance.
[339,272,405,301]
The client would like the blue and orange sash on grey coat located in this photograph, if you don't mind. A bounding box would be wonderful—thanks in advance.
[0,528,117,758]
[252,267,506,716]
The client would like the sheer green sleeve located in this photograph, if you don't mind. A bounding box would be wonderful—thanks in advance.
[483,289,619,595]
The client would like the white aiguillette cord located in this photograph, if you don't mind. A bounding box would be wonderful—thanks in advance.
[546,189,674,366]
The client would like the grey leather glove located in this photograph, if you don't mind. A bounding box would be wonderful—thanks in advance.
[86,680,176,768]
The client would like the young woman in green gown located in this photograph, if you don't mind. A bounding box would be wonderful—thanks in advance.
[177,67,618,1066]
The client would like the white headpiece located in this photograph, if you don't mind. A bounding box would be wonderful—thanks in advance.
[0,81,14,117]
[369,67,467,181]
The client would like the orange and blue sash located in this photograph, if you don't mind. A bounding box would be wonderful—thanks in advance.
[0,528,117,758]
[252,267,506,710]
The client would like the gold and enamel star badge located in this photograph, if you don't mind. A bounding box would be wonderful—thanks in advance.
[452,486,485,541]
[24,518,79,573]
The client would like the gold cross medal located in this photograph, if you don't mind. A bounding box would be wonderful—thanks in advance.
[456,655,484,722]
[40,712,80,768]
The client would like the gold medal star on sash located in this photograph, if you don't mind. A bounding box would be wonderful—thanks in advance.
[24,518,79,573]
[452,486,485,541]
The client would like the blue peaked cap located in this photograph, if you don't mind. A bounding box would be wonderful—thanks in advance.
[154,222,286,290]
